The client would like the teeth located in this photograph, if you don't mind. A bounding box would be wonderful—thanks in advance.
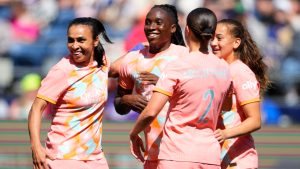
[74,52,81,55]
[148,34,158,38]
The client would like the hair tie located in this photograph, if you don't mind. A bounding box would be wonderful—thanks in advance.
[202,28,213,35]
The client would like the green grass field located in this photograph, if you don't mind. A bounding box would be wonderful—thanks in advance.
[0,120,299,169]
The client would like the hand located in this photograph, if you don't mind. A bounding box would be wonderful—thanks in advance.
[31,145,54,169]
[139,72,159,85]
[130,134,145,163]
[214,129,227,143]
[123,94,148,113]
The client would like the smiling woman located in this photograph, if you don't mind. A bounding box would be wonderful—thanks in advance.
[211,19,270,169]
[129,7,231,169]
[113,4,187,169]
[28,17,112,169]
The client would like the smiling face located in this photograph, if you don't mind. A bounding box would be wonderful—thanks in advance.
[144,7,176,53]
[67,25,98,66]
[210,23,240,62]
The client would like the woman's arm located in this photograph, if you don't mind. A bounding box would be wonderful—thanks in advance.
[130,92,169,135]
[114,86,148,115]
[129,92,169,161]
[215,102,261,142]
[28,97,51,169]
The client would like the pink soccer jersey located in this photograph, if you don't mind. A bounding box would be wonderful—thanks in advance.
[154,51,231,165]
[218,60,260,168]
[37,56,109,160]
[119,44,188,161]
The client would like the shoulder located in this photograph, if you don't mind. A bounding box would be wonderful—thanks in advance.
[122,48,146,64]
[230,60,255,77]
[165,55,189,71]
[170,44,188,55]
[55,56,72,67]
[217,56,229,69]
[47,56,72,75]
[171,44,187,50]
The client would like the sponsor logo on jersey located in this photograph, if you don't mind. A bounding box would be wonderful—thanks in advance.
[242,80,257,90]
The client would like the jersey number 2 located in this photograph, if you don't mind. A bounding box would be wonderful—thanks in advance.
[198,89,214,123]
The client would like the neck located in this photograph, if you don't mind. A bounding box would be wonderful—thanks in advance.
[226,53,238,64]
[189,41,209,54]
[149,42,171,54]
[188,41,199,52]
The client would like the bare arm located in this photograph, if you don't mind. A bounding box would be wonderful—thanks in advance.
[138,72,159,85]
[130,92,168,135]
[215,102,261,142]
[28,97,51,169]
[129,92,169,162]
[221,82,233,111]
[114,86,148,115]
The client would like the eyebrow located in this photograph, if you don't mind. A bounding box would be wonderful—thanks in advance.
[68,36,87,40]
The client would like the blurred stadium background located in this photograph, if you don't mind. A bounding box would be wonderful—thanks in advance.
[0,0,299,168]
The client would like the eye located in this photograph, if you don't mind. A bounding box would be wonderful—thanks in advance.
[145,19,151,26]
[156,19,163,25]
[216,35,223,41]
[77,37,85,43]
[67,37,74,43]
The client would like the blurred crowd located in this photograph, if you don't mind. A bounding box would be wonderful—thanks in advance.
[0,0,299,125]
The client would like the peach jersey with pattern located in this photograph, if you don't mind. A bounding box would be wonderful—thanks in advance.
[37,56,109,160]
[218,59,260,168]
[119,44,188,161]
[154,51,231,164]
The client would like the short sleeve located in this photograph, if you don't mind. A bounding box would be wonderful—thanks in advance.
[232,68,260,106]
[153,62,179,96]
[129,42,145,52]
[37,66,68,104]
[118,54,135,90]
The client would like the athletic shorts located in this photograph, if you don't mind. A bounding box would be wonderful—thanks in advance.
[46,158,109,169]
[158,160,220,169]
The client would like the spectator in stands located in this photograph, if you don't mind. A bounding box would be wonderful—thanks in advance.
[9,73,41,120]
[0,96,9,119]
[7,0,44,66]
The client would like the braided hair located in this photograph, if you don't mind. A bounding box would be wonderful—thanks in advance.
[152,4,185,46]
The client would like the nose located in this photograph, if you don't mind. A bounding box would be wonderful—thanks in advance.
[210,37,217,47]
[71,41,79,49]
[146,22,157,30]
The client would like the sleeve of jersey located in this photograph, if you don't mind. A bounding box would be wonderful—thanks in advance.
[233,68,260,106]
[118,54,134,90]
[153,66,178,97]
[37,66,67,104]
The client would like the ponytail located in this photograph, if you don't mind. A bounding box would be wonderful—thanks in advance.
[218,19,270,93]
